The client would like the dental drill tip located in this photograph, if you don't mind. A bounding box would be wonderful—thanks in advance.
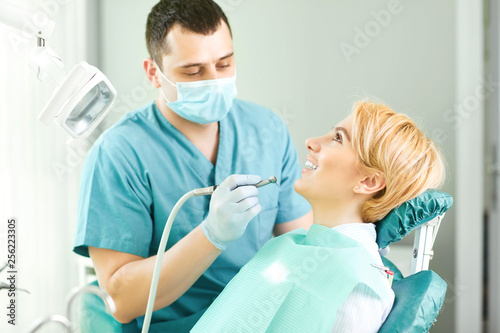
[254,176,279,188]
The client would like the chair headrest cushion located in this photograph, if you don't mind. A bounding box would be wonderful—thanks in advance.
[376,190,453,249]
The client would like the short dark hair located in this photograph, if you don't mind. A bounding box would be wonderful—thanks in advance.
[146,0,231,69]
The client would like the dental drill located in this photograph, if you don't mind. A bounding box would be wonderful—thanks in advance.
[141,176,279,333]
[193,176,278,196]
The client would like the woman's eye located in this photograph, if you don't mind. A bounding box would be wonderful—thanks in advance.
[217,64,230,69]
[333,133,342,143]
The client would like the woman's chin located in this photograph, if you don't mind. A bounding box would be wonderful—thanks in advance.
[294,178,309,198]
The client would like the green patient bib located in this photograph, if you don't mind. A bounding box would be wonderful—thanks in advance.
[191,224,391,333]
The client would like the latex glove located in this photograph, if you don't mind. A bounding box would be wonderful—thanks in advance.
[201,175,262,250]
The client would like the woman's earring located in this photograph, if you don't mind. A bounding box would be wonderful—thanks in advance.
[355,186,359,190]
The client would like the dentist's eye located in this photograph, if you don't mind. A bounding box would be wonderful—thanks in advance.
[185,71,201,76]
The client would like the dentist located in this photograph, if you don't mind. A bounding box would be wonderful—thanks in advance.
[72,0,312,332]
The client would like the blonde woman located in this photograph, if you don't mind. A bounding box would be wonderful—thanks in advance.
[192,101,446,333]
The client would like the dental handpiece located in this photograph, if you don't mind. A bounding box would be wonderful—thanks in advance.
[193,176,279,196]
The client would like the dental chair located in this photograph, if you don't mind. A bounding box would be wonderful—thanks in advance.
[78,190,453,333]
[376,190,453,332]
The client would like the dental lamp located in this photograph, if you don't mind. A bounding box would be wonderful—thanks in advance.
[0,1,117,143]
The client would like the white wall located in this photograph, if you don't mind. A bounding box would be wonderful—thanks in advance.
[486,1,500,331]
[455,1,484,332]
[97,0,159,127]
[95,0,458,331]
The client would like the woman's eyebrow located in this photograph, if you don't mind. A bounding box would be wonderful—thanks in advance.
[333,126,351,142]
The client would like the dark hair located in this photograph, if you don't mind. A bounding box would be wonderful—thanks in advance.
[146,0,231,70]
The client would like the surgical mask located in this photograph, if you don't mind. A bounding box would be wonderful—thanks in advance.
[155,61,237,124]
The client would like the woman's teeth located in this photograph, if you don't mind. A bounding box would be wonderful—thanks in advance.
[305,160,318,170]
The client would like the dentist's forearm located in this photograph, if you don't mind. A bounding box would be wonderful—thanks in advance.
[90,225,222,324]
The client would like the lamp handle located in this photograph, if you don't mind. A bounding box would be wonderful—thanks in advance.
[28,46,66,85]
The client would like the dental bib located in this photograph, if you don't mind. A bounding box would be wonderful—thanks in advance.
[192,224,391,333]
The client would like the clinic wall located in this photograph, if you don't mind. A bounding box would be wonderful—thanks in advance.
[97,0,457,331]
[97,0,159,126]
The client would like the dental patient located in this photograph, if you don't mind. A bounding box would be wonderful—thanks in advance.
[192,101,446,333]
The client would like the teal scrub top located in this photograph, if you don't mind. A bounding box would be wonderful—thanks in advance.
[73,99,311,331]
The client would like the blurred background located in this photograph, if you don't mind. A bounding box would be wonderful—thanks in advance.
[0,0,496,331]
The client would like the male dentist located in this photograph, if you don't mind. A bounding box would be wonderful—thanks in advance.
[73,0,312,331]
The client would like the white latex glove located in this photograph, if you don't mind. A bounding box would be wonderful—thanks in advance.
[201,174,262,250]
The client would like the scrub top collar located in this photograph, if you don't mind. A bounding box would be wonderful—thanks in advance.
[152,102,231,187]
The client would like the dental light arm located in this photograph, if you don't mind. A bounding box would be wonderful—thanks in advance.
[0,1,55,44]
[0,1,117,144]
[141,177,278,333]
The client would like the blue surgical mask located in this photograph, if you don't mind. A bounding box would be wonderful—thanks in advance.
[155,61,237,124]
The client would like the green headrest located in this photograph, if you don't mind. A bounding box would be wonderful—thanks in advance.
[376,190,453,249]
[378,270,447,333]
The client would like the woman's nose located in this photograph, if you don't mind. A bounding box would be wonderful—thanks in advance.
[305,137,320,152]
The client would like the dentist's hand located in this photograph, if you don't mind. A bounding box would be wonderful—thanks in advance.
[201,175,262,250]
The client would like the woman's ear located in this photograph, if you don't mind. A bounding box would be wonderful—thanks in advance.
[355,172,386,194]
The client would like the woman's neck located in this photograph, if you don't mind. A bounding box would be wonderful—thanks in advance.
[311,201,365,228]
